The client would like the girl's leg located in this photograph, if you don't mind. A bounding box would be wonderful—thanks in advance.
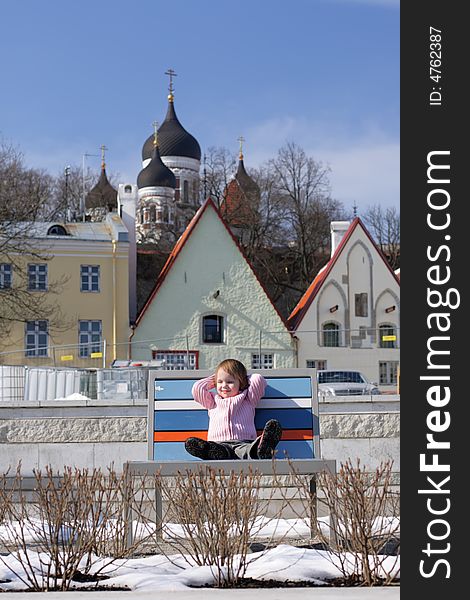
[184,437,231,460]
[257,419,282,459]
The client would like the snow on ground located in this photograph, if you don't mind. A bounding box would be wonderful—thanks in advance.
[0,518,400,592]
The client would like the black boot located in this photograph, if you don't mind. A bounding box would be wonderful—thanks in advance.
[185,437,229,460]
[257,419,282,459]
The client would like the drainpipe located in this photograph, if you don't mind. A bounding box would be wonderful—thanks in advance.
[112,238,117,362]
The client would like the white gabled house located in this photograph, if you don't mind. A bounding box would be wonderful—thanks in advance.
[130,198,295,370]
[287,219,400,391]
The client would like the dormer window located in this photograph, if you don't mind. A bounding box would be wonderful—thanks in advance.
[47,224,68,236]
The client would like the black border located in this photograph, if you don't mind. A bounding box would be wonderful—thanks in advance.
[401,3,464,596]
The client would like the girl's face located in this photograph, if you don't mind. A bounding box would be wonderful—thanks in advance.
[216,368,240,398]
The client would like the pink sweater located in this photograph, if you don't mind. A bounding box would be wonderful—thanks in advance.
[191,374,267,442]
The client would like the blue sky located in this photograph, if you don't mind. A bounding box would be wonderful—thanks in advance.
[0,0,399,214]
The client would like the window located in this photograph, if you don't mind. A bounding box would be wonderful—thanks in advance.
[251,354,274,369]
[202,315,224,343]
[306,359,327,370]
[322,322,340,347]
[379,361,399,385]
[80,265,100,292]
[28,264,48,291]
[25,320,48,357]
[152,351,198,370]
[79,320,102,357]
[47,224,67,236]
[0,263,12,289]
[379,324,397,348]
[175,177,180,202]
[183,180,189,203]
[124,185,132,193]
[149,205,156,222]
[355,293,368,317]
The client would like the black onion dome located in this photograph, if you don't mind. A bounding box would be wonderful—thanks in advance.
[85,167,117,211]
[142,101,201,162]
[137,146,177,189]
[235,158,260,195]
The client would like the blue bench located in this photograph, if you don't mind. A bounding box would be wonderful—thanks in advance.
[124,368,336,546]
[148,369,320,460]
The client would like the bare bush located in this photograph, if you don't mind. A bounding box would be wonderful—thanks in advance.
[156,465,293,587]
[0,465,158,591]
[295,459,400,585]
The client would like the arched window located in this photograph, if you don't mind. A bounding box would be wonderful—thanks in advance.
[124,185,132,193]
[163,206,169,223]
[379,324,397,348]
[322,322,340,347]
[47,224,68,236]
[202,315,224,343]
[149,205,156,222]
[183,180,189,203]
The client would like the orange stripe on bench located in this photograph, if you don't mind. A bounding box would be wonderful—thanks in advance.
[154,429,313,442]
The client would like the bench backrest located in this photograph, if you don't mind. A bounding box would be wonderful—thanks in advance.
[147,368,320,461]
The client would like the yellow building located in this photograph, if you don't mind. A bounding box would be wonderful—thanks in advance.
[0,213,130,368]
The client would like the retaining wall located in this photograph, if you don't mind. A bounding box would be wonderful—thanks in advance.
[0,395,399,483]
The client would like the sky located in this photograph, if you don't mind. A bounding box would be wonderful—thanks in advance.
[0,0,399,215]
[0,517,400,592]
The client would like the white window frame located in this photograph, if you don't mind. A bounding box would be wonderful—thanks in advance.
[379,361,399,385]
[306,359,327,370]
[322,321,341,347]
[152,351,198,370]
[251,353,274,369]
[378,323,398,348]
[201,314,225,344]
[0,263,12,289]
[25,320,48,357]
[80,265,100,292]
[28,263,48,291]
[79,320,102,358]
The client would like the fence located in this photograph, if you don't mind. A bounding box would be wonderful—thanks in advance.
[0,366,149,404]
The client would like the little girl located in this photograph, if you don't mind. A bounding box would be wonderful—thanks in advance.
[185,358,282,460]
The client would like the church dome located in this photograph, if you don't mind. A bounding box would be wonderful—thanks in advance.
[85,167,117,211]
[137,145,177,190]
[221,155,260,227]
[142,98,201,162]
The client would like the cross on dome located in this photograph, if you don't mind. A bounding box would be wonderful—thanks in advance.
[238,136,245,160]
[152,121,159,147]
[165,68,177,101]
[100,144,108,168]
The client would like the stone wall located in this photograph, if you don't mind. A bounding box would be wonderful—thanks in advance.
[0,396,399,482]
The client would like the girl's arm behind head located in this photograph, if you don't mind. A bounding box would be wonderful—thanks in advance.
[246,373,267,405]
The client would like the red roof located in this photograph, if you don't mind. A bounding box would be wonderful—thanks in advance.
[134,198,290,329]
[286,217,400,331]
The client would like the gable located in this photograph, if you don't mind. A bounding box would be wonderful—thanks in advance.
[287,218,400,330]
[134,200,290,338]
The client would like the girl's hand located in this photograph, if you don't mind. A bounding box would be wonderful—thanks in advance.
[209,374,217,389]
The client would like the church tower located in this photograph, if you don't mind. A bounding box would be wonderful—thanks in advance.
[141,69,201,222]
[84,145,118,222]
[136,122,177,243]
[221,137,260,245]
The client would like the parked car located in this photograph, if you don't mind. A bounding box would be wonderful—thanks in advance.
[317,370,381,397]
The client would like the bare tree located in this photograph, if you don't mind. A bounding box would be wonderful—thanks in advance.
[269,142,344,290]
[0,141,68,342]
[361,205,400,270]
[201,146,238,207]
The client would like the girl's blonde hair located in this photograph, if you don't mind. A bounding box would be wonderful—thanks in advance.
[215,359,249,391]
